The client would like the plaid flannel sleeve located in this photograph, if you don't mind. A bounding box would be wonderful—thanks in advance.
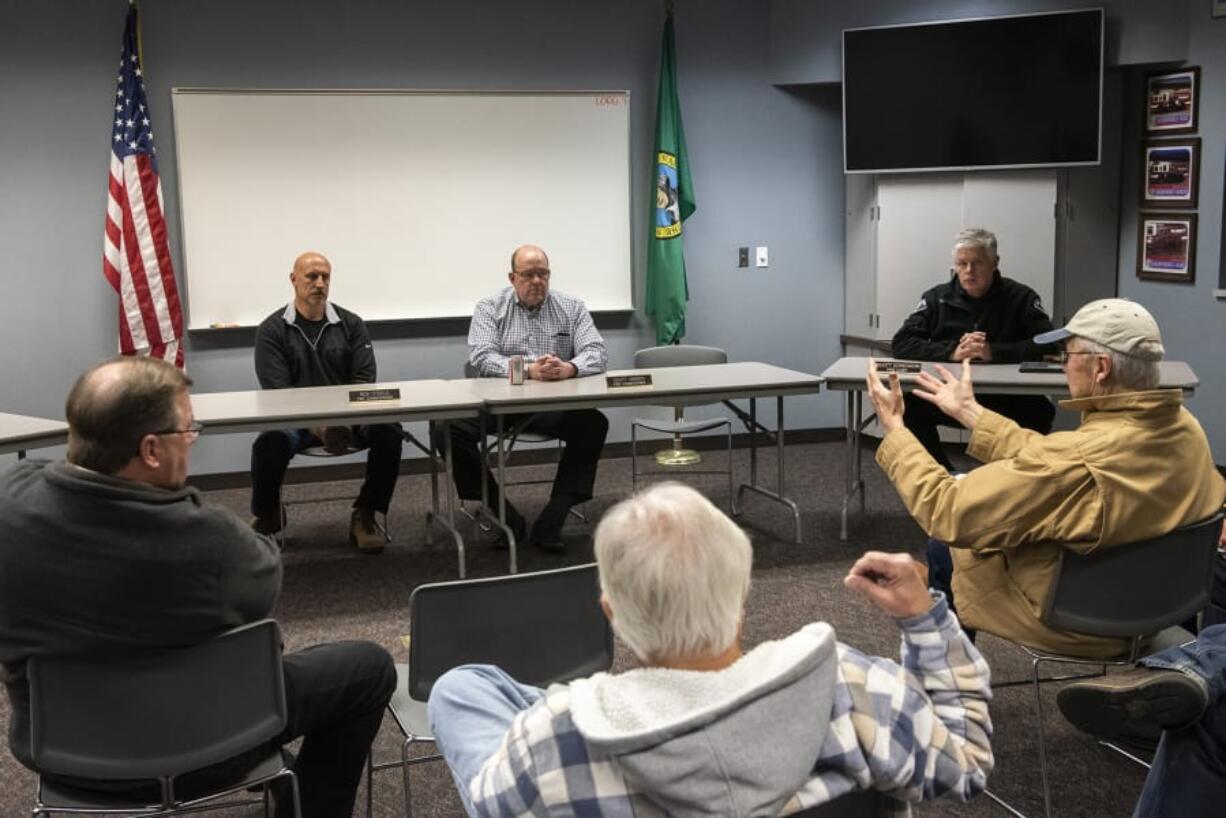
[468,686,643,817]
[786,593,993,814]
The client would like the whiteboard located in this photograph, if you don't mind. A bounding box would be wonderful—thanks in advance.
[170,89,633,330]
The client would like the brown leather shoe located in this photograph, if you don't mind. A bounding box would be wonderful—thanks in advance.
[350,507,388,554]
[1057,667,1208,747]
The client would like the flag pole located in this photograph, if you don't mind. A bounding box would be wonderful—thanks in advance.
[649,0,702,467]
[131,0,142,68]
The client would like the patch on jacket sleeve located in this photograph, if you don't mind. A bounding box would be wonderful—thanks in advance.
[1032,297,1049,316]
[911,299,928,314]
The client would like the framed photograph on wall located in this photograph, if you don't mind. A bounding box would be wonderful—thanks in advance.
[1137,213,1197,283]
[1220,147,1226,296]
[1141,138,1200,208]
[1145,67,1199,134]
[1214,1,1226,19]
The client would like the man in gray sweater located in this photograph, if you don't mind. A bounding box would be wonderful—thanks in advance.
[0,356,395,818]
[428,482,994,816]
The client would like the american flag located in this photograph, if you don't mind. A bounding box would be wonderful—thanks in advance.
[102,6,184,368]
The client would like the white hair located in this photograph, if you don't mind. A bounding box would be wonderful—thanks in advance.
[594,482,752,663]
[954,227,999,260]
[1077,338,1161,391]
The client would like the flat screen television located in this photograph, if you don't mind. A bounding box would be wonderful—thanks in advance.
[842,8,1103,174]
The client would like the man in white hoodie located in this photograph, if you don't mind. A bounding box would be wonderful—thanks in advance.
[428,482,994,816]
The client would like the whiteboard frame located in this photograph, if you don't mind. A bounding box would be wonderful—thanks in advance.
[170,87,635,331]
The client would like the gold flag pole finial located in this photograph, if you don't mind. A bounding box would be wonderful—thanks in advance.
[132,0,143,68]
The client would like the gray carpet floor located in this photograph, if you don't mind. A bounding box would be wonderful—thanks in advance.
[0,440,1149,816]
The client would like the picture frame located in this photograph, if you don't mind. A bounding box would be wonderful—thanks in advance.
[1214,1,1226,20]
[1219,146,1226,295]
[1141,137,1200,208]
[1145,67,1199,135]
[1137,213,1197,283]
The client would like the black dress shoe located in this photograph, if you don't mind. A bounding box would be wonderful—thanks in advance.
[492,504,527,550]
[529,495,575,552]
[1056,667,1208,746]
[533,534,567,554]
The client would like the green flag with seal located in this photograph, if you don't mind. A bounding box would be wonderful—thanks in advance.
[646,12,695,346]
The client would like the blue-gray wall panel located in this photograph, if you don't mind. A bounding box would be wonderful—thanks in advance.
[0,0,846,475]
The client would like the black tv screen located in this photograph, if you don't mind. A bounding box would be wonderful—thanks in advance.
[842,9,1103,173]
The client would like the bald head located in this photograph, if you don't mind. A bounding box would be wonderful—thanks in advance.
[66,357,193,475]
[508,245,551,308]
[290,251,332,319]
[293,251,329,273]
[510,245,549,272]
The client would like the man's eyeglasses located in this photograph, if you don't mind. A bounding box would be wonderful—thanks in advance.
[153,420,204,437]
[514,269,551,281]
[1057,350,1102,364]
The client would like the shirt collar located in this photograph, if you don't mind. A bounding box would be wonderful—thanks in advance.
[281,301,340,325]
[1058,388,1182,413]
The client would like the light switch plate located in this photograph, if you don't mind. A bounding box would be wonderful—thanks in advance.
[755,246,768,268]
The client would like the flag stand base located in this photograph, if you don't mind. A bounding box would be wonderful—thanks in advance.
[655,447,701,466]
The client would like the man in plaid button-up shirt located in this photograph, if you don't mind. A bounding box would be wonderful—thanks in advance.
[436,245,609,552]
[428,483,994,817]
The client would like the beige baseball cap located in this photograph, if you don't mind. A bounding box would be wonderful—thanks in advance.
[1034,298,1165,360]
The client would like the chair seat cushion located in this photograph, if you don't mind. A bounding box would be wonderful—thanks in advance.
[387,663,433,740]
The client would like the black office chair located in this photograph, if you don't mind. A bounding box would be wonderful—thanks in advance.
[458,362,587,546]
[789,789,898,817]
[27,619,301,818]
[983,513,1224,818]
[366,563,613,818]
[277,442,391,548]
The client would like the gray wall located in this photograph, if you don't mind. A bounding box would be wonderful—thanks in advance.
[1118,1,1226,454]
[0,0,843,475]
[4,0,1223,476]
[768,0,1226,461]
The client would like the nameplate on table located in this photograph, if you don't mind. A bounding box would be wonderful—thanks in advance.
[349,388,401,403]
[872,360,921,374]
[606,374,653,390]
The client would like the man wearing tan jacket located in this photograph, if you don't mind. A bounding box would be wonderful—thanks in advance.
[867,298,1225,658]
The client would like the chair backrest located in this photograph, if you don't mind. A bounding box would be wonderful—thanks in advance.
[27,619,286,781]
[634,344,727,369]
[408,563,613,700]
[1043,513,1224,637]
[788,789,894,817]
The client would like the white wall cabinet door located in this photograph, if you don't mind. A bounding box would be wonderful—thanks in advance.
[962,171,1057,312]
[844,171,1057,343]
[874,176,964,341]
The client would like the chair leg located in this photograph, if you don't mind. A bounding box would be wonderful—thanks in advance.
[1031,655,1054,818]
[402,735,416,818]
[366,751,375,818]
[631,423,638,492]
[289,769,304,818]
[725,420,734,513]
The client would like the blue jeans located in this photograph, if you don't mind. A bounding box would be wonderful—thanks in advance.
[1133,624,1226,817]
[926,539,976,642]
[427,664,544,817]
